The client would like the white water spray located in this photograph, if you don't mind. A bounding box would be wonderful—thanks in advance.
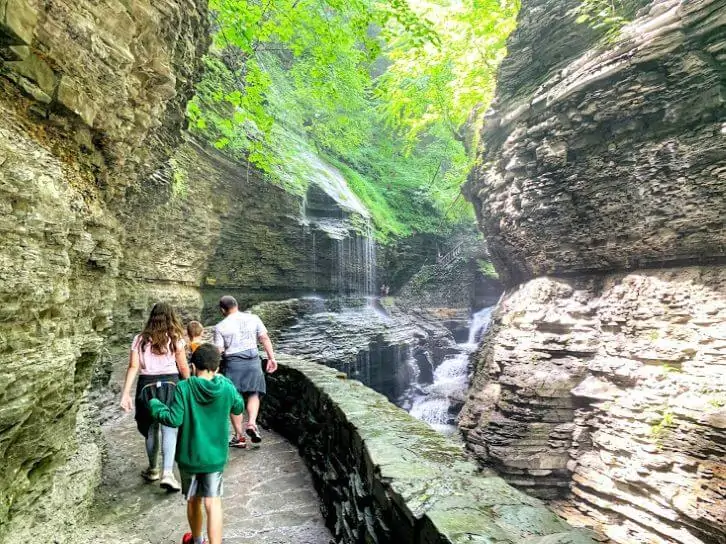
[409,306,495,434]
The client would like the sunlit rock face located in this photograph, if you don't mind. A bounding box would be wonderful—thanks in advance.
[462,1,726,542]
[465,0,725,287]
[0,1,208,539]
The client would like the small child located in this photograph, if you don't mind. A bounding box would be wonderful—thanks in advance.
[187,321,204,354]
[149,343,245,544]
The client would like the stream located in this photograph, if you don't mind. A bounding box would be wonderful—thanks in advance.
[275,299,496,435]
[406,306,494,434]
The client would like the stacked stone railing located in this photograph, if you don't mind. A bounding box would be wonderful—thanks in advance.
[261,355,595,543]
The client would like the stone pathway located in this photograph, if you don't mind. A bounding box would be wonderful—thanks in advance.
[77,408,331,544]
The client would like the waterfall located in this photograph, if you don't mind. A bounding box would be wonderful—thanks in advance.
[408,305,496,434]
[363,220,376,295]
[409,397,451,428]
[331,218,377,295]
[311,230,317,291]
[467,306,495,345]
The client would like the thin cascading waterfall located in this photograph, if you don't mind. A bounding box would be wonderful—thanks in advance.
[353,218,376,296]
[331,218,376,296]
[335,237,345,293]
[354,234,363,294]
[409,353,469,430]
[364,220,377,296]
[428,353,469,398]
[467,306,495,345]
[433,354,469,382]
[311,230,317,292]
[304,223,319,293]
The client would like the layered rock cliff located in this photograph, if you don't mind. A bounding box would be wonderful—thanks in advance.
[462,1,726,543]
[116,135,377,331]
[0,1,208,539]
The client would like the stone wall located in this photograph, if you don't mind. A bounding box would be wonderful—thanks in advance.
[261,355,596,544]
[0,0,208,538]
[462,1,726,543]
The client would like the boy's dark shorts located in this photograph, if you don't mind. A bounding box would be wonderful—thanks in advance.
[181,471,224,499]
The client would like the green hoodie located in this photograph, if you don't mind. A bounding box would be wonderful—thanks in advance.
[149,375,244,474]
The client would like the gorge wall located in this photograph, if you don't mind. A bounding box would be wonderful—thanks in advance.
[0,1,209,538]
[462,1,726,543]
[397,232,503,310]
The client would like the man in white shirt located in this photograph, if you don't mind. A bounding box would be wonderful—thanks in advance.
[213,296,277,447]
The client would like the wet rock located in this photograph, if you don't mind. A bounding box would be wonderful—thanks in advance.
[273,300,457,402]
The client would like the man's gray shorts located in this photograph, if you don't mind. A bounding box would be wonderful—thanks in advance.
[181,471,224,499]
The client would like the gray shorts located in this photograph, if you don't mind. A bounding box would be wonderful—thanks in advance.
[222,353,266,395]
[181,471,224,499]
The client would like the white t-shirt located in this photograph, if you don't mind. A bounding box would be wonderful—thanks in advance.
[213,312,267,355]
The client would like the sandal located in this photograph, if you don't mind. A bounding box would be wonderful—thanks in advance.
[229,435,247,449]
[245,424,262,444]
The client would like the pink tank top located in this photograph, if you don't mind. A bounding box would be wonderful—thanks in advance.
[131,334,184,376]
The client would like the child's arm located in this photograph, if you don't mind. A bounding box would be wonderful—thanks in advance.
[149,385,185,428]
[120,347,140,412]
[175,344,190,379]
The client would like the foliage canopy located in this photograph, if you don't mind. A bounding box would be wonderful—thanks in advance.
[188,0,519,240]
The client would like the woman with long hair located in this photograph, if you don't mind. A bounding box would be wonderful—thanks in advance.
[120,302,190,492]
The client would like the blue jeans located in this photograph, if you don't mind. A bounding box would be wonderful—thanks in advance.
[145,422,177,473]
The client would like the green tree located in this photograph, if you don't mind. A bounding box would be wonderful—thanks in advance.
[188,0,519,239]
[375,0,520,147]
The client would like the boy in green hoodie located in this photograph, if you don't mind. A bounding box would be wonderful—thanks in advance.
[149,343,244,544]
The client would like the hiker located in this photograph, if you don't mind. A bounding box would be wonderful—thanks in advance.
[149,343,245,544]
[213,295,277,448]
[120,302,190,492]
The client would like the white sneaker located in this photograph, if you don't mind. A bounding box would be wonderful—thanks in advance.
[159,473,181,492]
